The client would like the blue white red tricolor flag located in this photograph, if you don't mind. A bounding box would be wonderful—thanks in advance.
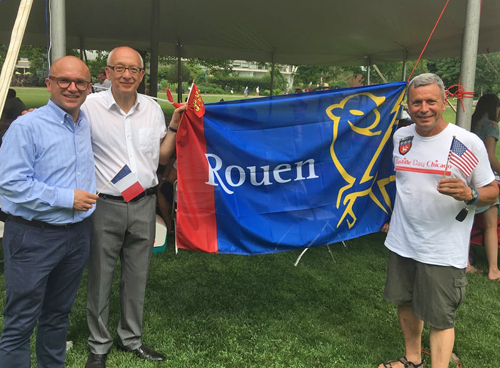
[176,82,408,254]
[447,136,478,177]
[111,165,145,202]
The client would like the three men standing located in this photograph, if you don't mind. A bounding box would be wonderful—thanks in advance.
[0,56,98,368]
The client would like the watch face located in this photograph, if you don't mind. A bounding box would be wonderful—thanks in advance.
[471,187,478,200]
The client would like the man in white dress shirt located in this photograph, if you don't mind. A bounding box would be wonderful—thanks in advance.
[83,46,185,368]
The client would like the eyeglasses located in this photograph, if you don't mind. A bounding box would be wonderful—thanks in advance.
[48,76,90,91]
[107,65,143,75]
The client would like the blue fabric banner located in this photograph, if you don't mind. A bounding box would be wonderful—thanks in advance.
[176,82,407,255]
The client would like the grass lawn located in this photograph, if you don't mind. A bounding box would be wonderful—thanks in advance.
[0,234,499,367]
[12,87,250,117]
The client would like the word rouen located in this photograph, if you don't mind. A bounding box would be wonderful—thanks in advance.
[205,153,319,195]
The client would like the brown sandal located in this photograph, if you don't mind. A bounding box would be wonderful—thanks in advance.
[381,356,424,368]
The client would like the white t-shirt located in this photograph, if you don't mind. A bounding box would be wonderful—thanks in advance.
[385,123,494,268]
[82,89,167,195]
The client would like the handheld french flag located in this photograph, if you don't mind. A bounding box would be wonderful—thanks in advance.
[111,165,145,202]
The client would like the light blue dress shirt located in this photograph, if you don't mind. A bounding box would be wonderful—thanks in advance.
[0,100,96,224]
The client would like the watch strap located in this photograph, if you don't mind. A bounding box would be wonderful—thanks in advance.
[464,186,479,205]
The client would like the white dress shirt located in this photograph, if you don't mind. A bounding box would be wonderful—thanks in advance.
[82,88,167,195]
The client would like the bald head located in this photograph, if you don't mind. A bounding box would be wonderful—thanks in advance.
[46,56,92,122]
[107,47,144,68]
[49,56,91,81]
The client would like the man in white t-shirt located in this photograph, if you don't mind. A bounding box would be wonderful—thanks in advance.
[379,73,498,368]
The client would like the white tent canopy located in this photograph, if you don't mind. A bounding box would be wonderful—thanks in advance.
[1,0,500,66]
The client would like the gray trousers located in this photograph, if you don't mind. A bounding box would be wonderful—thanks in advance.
[86,195,156,354]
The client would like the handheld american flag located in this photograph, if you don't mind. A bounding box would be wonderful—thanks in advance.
[447,136,478,177]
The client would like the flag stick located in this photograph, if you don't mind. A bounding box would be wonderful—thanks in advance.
[97,164,126,195]
[177,78,197,128]
[146,94,173,105]
[442,135,456,178]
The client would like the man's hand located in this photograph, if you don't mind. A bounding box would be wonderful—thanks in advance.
[73,190,98,211]
[21,108,35,115]
[381,223,390,233]
[437,178,471,201]
[168,104,188,130]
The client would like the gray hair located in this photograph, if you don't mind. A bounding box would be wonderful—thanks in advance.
[408,73,446,100]
[107,47,144,68]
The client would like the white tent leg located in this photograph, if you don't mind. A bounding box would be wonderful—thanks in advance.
[149,0,159,97]
[455,0,481,131]
[50,0,66,63]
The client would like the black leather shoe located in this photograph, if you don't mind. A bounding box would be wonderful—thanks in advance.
[85,352,107,368]
[119,344,165,362]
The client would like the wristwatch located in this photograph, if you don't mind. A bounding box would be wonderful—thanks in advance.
[464,186,479,205]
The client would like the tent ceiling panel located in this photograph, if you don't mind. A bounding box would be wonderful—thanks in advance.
[1,0,499,65]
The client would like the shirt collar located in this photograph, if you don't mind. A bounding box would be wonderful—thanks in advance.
[106,87,141,113]
[47,99,86,125]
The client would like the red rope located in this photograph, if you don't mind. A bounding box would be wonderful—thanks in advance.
[445,83,475,112]
[407,0,450,82]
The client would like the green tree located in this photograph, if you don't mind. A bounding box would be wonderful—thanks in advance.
[86,51,108,80]
[187,58,232,77]
[294,65,331,86]
[475,53,500,95]
[164,63,192,84]
[18,45,48,86]
[427,57,460,88]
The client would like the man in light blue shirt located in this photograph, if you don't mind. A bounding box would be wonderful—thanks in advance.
[0,56,98,368]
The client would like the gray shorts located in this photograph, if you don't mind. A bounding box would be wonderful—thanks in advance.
[384,250,468,329]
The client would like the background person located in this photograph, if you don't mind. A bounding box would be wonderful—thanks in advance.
[0,56,97,368]
[157,158,177,235]
[82,46,186,368]
[1,88,27,120]
[470,93,500,280]
[92,71,111,92]
[0,89,27,145]
[379,73,498,368]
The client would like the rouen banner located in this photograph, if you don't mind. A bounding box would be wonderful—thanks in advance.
[176,81,407,255]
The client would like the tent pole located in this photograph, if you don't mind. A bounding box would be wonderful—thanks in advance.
[137,50,146,94]
[401,49,408,81]
[79,36,88,64]
[0,0,34,119]
[50,0,66,63]
[456,0,481,130]
[366,57,371,85]
[270,51,275,96]
[177,41,182,103]
[149,0,160,97]
[372,65,387,83]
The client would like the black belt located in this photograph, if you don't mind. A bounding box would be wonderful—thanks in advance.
[9,215,75,229]
[99,187,156,202]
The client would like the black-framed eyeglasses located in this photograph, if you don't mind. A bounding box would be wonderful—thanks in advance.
[107,65,143,75]
[48,76,90,91]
